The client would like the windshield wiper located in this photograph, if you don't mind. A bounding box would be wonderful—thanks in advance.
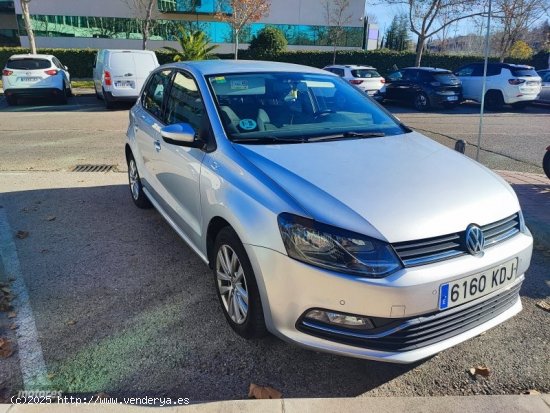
[307,131,386,142]
[232,136,306,144]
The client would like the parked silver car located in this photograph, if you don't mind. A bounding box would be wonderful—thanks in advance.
[126,61,533,363]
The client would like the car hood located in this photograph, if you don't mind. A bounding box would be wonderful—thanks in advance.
[233,132,519,242]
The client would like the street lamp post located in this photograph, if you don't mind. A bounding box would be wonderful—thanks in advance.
[476,0,492,161]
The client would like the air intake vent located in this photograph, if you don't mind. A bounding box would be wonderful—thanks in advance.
[72,164,116,173]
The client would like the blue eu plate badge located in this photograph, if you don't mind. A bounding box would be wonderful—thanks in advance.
[439,284,449,310]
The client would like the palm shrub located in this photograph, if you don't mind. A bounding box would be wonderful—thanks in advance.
[163,26,217,61]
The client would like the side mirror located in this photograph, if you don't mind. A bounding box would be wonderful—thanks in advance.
[161,123,199,146]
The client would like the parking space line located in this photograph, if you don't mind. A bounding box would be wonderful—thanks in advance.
[0,207,51,390]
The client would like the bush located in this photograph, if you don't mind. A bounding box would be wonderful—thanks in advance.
[248,27,288,58]
[0,46,537,79]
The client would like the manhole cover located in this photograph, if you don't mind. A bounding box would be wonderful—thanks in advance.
[72,164,116,173]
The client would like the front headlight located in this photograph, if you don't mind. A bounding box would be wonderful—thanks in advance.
[278,213,402,278]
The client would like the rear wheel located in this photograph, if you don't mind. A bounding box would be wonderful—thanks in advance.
[5,95,17,106]
[103,88,114,110]
[484,90,504,111]
[213,227,267,339]
[127,155,152,209]
[66,82,73,97]
[413,92,430,111]
[57,86,68,105]
[543,150,550,180]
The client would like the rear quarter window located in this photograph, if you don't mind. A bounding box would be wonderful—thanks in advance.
[6,58,52,70]
[510,67,538,77]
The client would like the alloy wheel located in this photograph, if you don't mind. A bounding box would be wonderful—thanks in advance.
[216,245,249,325]
[128,159,140,201]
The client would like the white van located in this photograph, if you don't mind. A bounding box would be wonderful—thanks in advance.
[93,49,159,109]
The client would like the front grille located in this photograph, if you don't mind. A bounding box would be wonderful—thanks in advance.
[393,213,520,267]
[297,282,521,352]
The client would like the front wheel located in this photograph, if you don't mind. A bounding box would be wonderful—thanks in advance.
[484,90,504,111]
[543,150,550,180]
[213,227,267,339]
[127,155,152,209]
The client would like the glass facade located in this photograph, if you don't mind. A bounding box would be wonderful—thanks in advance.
[158,0,230,14]
[18,14,363,47]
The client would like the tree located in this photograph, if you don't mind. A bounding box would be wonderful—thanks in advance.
[20,0,36,54]
[163,27,218,61]
[385,14,410,51]
[214,0,271,60]
[386,0,485,66]
[249,26,287,57]
[493,0,549,62]
[123,0,157,50]
[323,0,354,64]
[508,40,534,59]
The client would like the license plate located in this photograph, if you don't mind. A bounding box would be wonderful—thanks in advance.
[20,77,40,82]
[115,81,134,88]
[439,258,518,310]
[447,95,459,101]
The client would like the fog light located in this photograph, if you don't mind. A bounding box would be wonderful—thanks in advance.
[305,309,375,330]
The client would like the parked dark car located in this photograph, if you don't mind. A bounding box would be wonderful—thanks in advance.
[375,67,462,111]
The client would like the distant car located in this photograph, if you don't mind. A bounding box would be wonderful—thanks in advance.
[454,63,542,110]
[323,65,385,95]
[535,69,550,104]
[1,54,72,106]
[375,67,462,111]
[93,49,159,109]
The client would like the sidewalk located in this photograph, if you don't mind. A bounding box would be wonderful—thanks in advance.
[497,170,550,248]
[1,394,549,413]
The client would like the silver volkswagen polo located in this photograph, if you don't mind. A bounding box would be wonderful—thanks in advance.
[125,61,533,363]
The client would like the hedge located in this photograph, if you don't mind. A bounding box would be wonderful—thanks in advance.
[1,46,546,79]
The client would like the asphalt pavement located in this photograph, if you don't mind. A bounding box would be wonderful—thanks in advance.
[0,92,549,404]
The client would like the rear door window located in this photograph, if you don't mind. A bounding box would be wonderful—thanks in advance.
[433,72,459,84]
[6,58,52,70]
[109,52,133,71]
[351,69,381,78]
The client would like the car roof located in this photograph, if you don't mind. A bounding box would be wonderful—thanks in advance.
[100,49,156,53]
[325,64,377,69]
[8,54,55,60]
[163,60,332,76]
[403,67,451,72]
[461,62,534,69]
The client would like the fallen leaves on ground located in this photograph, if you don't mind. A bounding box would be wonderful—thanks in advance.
[66,319,77,326]
[522,389,540,395]
[469,366,491,378]
[536,300,550,312]
[7,311,16,319]
[248,383,282,399]
[0,338,14,358]
[8,324,16,330]
[46,215,56,222]
[15,231,29,239]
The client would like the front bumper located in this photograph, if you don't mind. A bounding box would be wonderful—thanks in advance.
[246,231,532,363]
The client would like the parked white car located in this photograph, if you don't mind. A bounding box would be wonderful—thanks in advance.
[535,69,550,104]
[1,54,72,105]
[324,65,385,95]
[454,63,541,110]
[93,49,159,109]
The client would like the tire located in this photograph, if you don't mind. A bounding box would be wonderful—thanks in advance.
[213,227,267,339]
[58,86,68,105]
[413,92,430,111]
[103,88,114,109]
[512,101,528,110]
[127,155,152,209]
[5,95,17,106]
[66,82,73,97]
[95,84,102,100]
[543,150,550,180]
[484,90,504,111]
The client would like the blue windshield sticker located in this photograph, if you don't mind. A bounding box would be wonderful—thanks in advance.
[239,119,257,131]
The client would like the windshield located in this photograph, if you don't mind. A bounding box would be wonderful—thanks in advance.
[207,72,406,143]
[6,58,51,70]
[351,69,381,78]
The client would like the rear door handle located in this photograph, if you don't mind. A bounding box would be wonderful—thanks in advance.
[154,140,161,152]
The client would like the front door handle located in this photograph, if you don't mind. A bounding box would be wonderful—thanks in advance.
[154,140,161,152]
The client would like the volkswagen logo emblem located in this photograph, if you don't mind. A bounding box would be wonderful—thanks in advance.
[465,225,485,257]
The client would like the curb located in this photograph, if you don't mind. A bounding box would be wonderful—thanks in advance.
[1,395,550,413]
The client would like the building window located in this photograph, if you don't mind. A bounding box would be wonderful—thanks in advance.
[17,14,363,47]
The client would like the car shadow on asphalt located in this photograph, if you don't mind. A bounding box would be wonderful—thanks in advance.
[383,101,550,115]
[0,94,132,113]
[1,184,418,401]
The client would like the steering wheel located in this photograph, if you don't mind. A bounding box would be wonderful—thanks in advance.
[313,109,335,120]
